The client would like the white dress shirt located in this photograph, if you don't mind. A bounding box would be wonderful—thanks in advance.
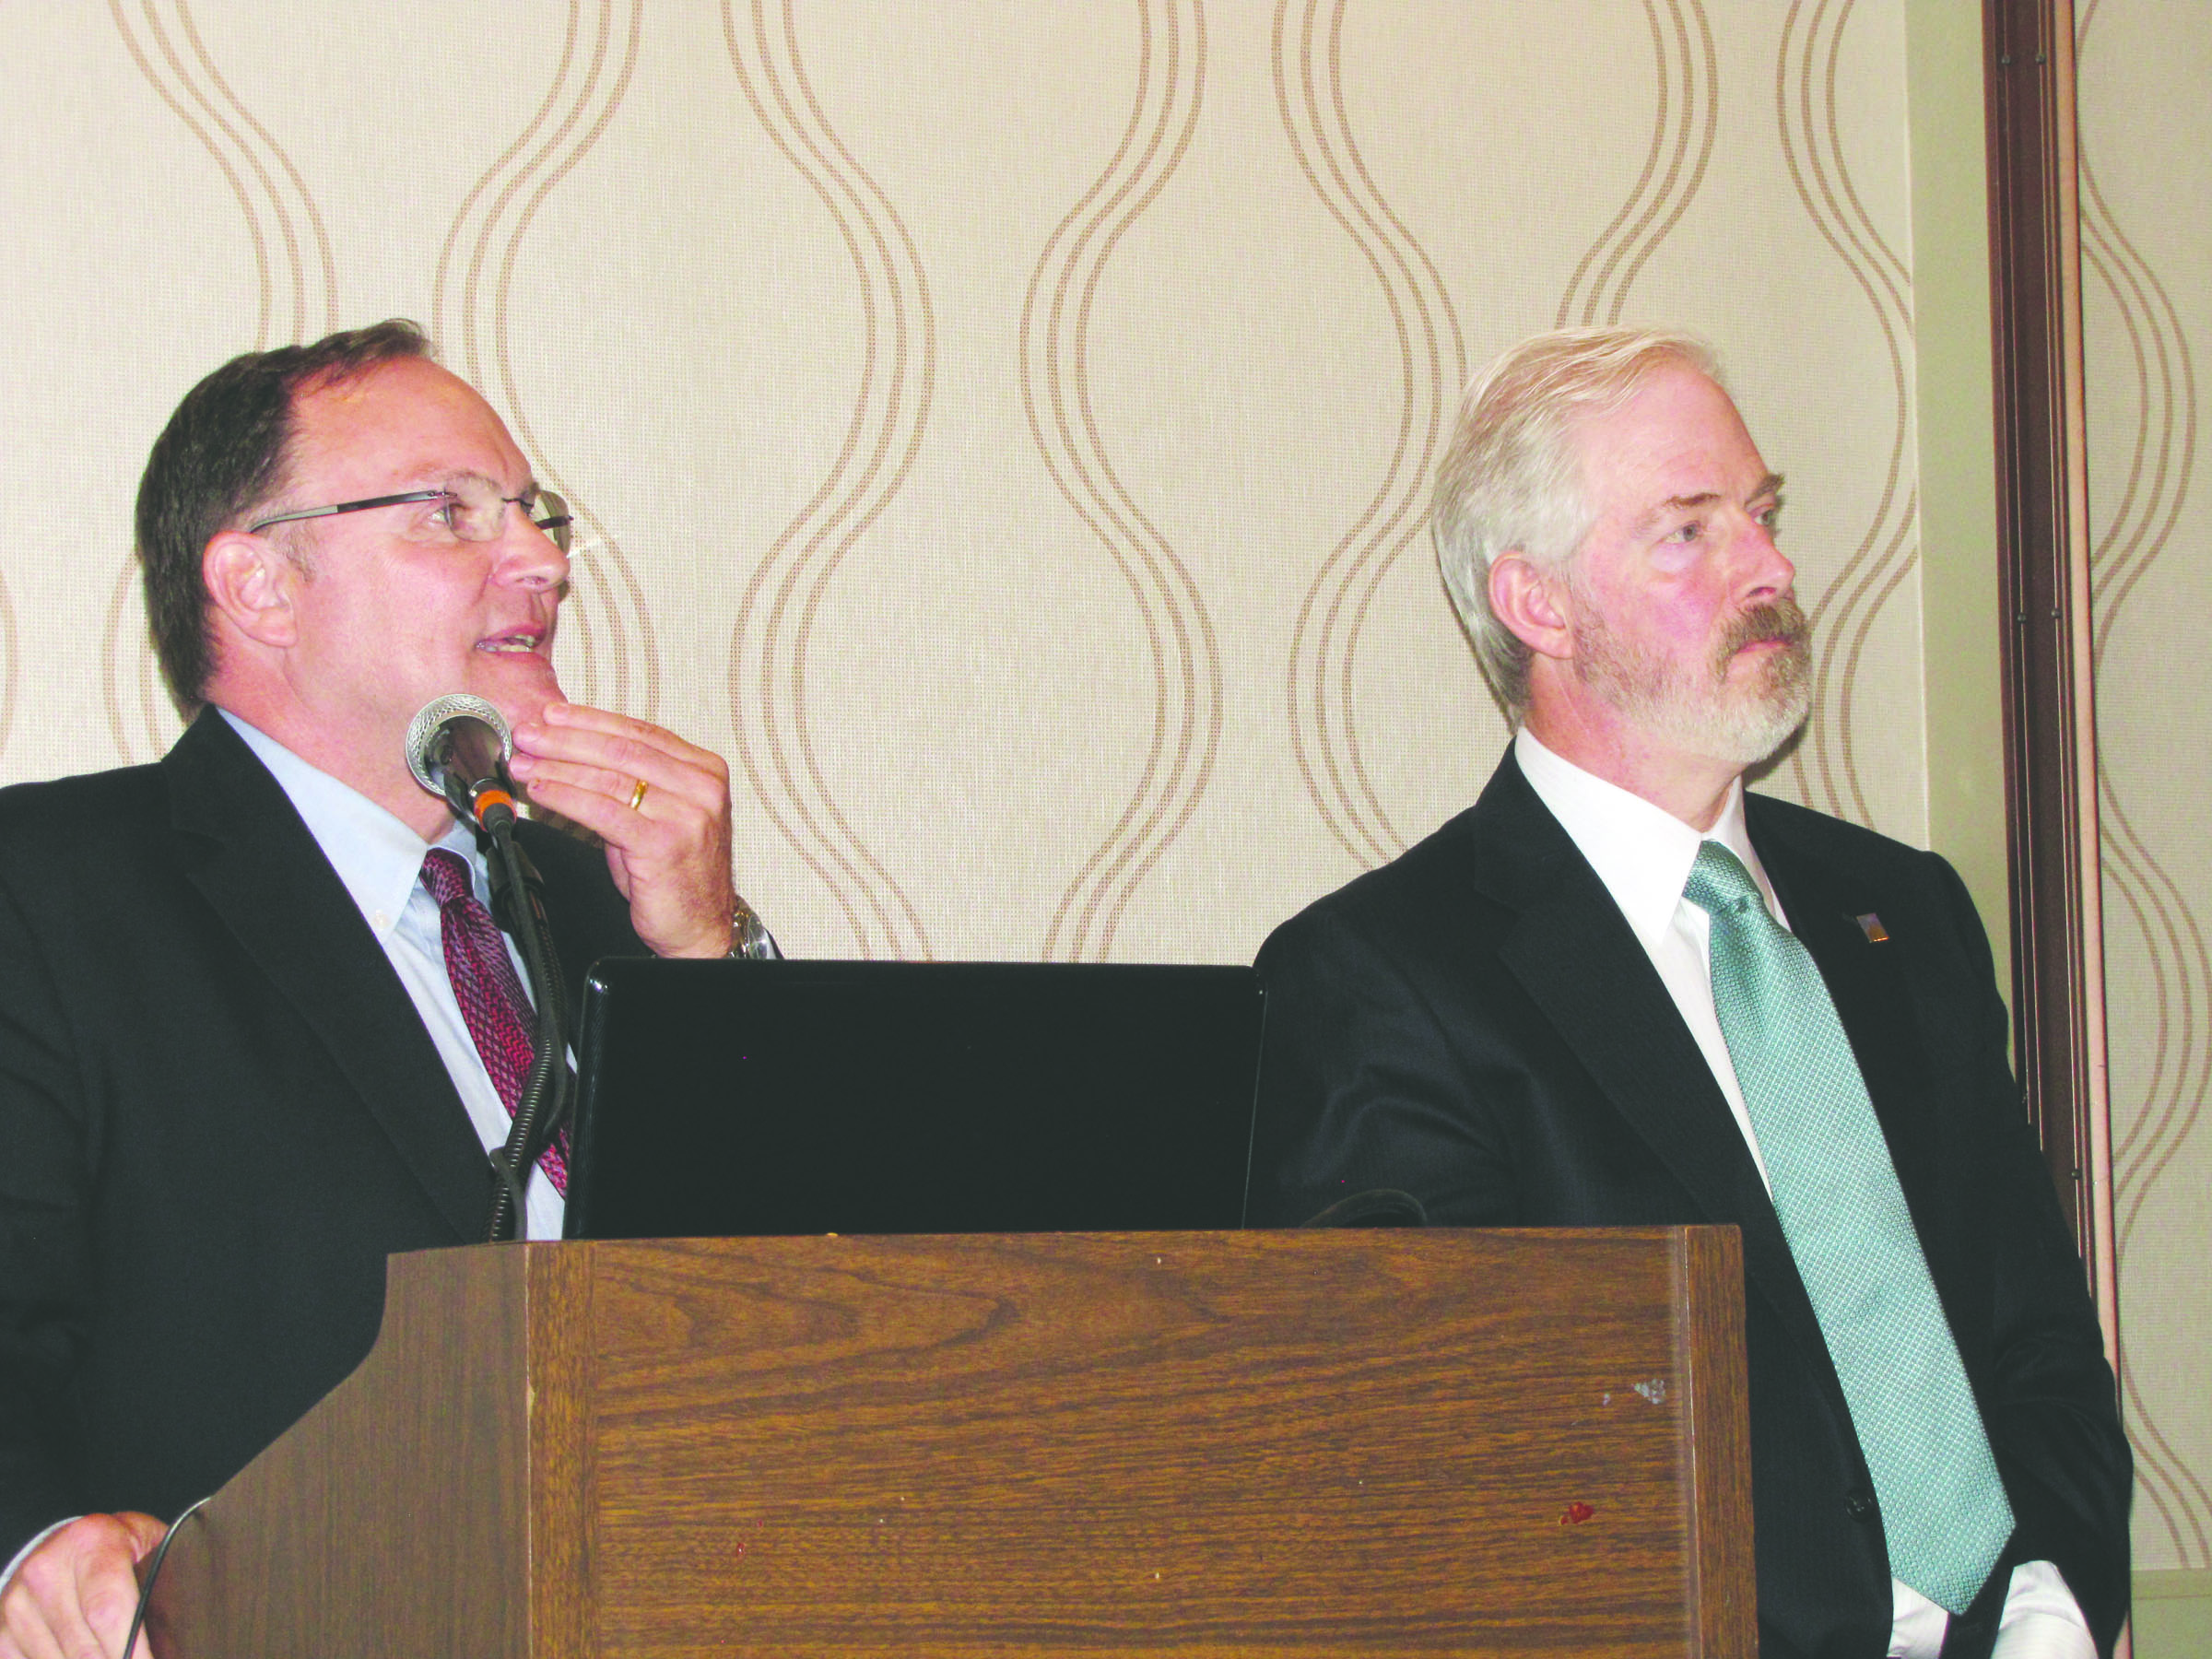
[1513,728,2092,1659]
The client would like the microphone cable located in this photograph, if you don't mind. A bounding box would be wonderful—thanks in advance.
[122,1493,211,1659]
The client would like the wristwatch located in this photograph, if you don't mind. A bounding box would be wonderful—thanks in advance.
[728,892,781,960]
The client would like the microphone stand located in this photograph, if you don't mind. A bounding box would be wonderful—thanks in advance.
[438,765,573,1244]
[482,822,571,1243]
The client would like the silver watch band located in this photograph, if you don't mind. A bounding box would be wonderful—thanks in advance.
[728,894,781,960]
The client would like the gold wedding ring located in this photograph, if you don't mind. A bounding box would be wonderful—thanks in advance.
[628,779,650,812]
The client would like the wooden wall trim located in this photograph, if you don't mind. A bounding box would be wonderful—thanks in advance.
[1983,0,2119,1350]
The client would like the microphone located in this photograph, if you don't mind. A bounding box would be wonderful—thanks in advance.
[405,695,519,831]
[406,694,570,1241]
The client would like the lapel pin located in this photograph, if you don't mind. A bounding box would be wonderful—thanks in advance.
[1854,912,1889,943]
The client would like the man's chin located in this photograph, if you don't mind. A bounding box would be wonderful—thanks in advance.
[1713,641,1811,759]
[1711,690,1811,768]
[468,657,565,734]
[1652,675,1810,771]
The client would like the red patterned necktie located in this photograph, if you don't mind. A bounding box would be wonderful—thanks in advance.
[419,848,568,1194]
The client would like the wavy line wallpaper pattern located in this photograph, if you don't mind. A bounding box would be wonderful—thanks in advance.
[1775,0,1917,828]
[0,552,14,766]
[100,0,339,763]
[2077,0,2212,1571]
[1,2,1936,966]
[1023,0,1221,961]
[724,0,938,960]
[432,0,657,724]
[1555,0,1718,331]
[1275,0,1465,869]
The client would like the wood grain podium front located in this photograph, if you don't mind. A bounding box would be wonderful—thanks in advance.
[147,1229,1752,1657]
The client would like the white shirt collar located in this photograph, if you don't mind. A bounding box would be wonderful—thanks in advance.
[1512,725,1783,945]
[220,709,476,939]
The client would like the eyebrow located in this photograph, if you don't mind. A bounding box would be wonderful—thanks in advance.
[1633,472,1786,533]
[394,465,520,492]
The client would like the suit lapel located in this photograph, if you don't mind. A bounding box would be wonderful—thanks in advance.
[163,710,488,1241]
[1470,757,1838,1376]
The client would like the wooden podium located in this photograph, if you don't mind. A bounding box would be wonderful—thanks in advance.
[147,1228,1752,1657]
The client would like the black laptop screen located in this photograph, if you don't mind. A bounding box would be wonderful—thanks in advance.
[564,959,1265,1239]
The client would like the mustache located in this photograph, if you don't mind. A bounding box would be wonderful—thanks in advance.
[1716,597,1810,663]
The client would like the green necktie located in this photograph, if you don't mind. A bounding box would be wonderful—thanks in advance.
[1684,841,2012,1614]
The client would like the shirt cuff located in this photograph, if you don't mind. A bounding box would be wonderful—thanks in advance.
[1890,1560,2092,1659]
[1992,1560,2094,1659]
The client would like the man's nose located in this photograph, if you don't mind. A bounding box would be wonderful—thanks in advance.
[500,503,571,591]
[1743,516,1794,600]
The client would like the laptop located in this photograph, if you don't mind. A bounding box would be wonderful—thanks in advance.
[562,959,1266,1239]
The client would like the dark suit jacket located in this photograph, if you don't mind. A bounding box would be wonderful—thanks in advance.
[0,709,646,1560]
[1250,750,2130,1659]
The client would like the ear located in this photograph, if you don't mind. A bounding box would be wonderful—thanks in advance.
[1487,552,1576,664]
[202,529,300,651]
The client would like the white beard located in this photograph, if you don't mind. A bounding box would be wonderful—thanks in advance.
[1569,593,1813,768]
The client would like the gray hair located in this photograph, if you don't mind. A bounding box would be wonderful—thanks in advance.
[1431,325,1721,715]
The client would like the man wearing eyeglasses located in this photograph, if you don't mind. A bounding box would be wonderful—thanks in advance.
[0,322,772,1658]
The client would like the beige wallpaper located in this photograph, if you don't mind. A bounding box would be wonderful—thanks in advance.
[0,0,1929,968]
[2079,0,2212,1578]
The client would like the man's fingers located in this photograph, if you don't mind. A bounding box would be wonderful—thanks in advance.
[517,778,691,862]
[512,727,719,798]
[513,703,727,782]
[0,1622,67,1659]
[528,766,735,957]
[0,1582,71,1659]
[509,700,729,861]
[75,1550,144,1659]
[1,1514,166,1659]
[6,1532,97,1659]
[504,701,738,959]
[508,706,728,819]
[535,699,724,765]
[115,1516,166,1659]
[76,1512,164,1659]
[510,752,714,821]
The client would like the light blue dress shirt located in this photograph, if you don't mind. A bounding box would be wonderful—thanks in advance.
[0,716,585,1595]
[223,711,567,1242]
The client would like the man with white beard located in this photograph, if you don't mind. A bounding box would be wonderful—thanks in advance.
[1247,328,2130,1659]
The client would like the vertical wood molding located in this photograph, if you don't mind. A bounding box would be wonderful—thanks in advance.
[1983,0,2119,1355]
[1906,0,2011,998]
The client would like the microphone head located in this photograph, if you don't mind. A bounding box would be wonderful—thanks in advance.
[405,694,513,795]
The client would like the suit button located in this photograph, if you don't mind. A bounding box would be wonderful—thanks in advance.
[1845,1491,1877,1523]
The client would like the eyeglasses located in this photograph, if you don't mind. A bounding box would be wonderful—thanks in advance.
[247,477,573,553]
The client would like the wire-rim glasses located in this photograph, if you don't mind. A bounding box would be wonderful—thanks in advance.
[246,477,573,553]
